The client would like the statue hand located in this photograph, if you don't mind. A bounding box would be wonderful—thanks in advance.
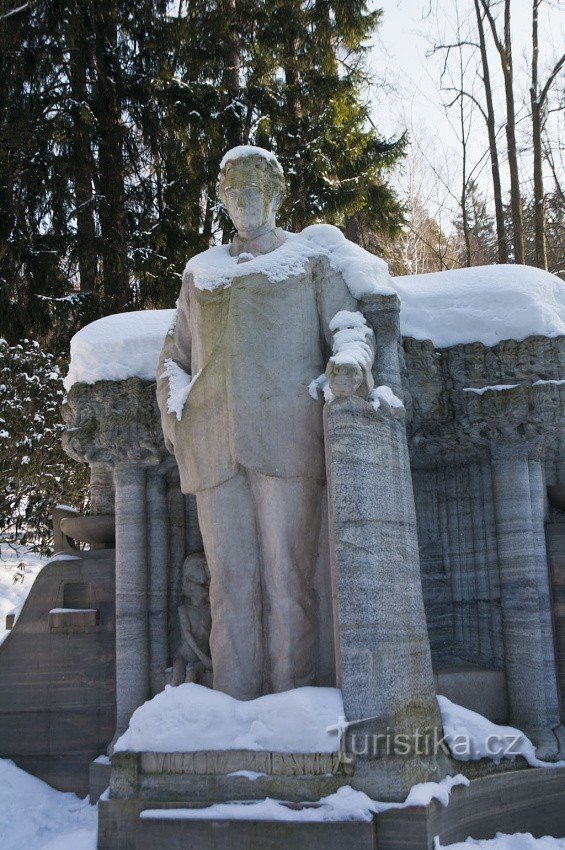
[326,359,363,398]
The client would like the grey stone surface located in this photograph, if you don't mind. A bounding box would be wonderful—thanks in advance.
[404,338,565,756]
[434,665,507,723]
[0,549,115,795]
[146,470,169,696]
[90,758,111,804]
[136,815,376,850]
[375,766,565,850]
[547,521,565,717]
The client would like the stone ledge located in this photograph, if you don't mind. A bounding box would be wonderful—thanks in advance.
[48,608,99,631]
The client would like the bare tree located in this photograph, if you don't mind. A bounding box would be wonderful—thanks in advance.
[479,0,525,263]
[530,0,565,269]
[474,0,508,262]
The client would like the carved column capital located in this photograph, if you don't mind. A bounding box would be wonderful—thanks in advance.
[456,382,564,457]
[62,377,167,468]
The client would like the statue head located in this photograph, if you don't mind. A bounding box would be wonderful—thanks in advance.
[219,146,285,240]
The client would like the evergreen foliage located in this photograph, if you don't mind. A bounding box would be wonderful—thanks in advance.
[0,0,404,352]
[0,339,89,552]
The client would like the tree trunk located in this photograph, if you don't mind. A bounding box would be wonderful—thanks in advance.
[67,5,98,294]
[480,0,525,264]
[474,0,508,263]
[92,3,129,314]
[281,1,304,231]
[501,0,525,263]
[530,0,548,269]
[221,0,242,150]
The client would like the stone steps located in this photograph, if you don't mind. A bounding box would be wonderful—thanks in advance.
[135,808,375,850]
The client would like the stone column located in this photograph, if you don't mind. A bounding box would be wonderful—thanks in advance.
[480,458,504,668]
[469,459,493,665]
[325,395,447,800]
[529,452,562,734]
[90,463,115,516]
[113,463,150,742]
[361,292,404,399]
[147,470,169,696]
[445,464,465,653]
[490,442,561,756]
[167,470,186,658]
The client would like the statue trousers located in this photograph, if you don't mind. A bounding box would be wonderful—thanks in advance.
[195,466,323,700]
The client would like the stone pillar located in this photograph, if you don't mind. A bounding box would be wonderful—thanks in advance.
[529,453,562,734]
[445,464,465,653]
[167,470,186,658]
[490,443,561,756]
[113,463,150,742]
[324,395,447,800]
[361,293,404,399]
[90,463,115,516]
[480,458,504,668]
[147,470,169,696]
[469,460,493,665]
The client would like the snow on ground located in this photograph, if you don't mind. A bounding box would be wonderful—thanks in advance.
[114,683,344,753]
[437,834,565,849]
[0,759,96,850]
[438,696,565,768]
[0,545,47,645]
[63,255,565,390]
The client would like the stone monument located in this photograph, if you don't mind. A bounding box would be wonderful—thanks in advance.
[14,144,561,848]
[155,146,376,700]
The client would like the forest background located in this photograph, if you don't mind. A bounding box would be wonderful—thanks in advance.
[0,0,563,548]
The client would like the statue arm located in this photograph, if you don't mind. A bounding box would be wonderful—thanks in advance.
[317,260,375,399]
[156,272,193,453]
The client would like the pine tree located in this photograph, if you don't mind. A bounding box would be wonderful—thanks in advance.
[1,0,404,352]
[251,0,405,236]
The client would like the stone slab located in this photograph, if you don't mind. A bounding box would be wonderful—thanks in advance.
[109,751,349,805]
[136,815,376,850]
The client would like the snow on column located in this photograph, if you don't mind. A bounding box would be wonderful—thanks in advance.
[361,292,404,400]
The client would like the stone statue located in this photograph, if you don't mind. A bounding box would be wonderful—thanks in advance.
[157,145,375,700]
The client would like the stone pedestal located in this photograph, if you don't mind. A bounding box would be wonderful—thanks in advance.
[324,395,447,800]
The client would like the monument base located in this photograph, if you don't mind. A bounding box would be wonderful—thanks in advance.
[98,763,565,850]
[98,750,352,850]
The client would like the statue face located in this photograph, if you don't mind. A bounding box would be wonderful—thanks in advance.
[223,181,272,235]
[220,157,282,238]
